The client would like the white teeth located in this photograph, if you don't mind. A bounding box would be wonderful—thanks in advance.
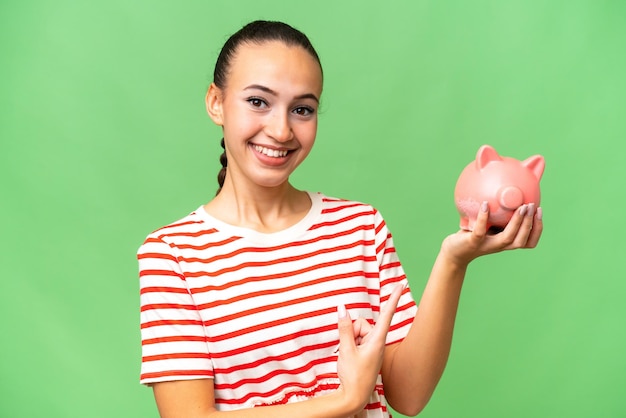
[253,145,288,158]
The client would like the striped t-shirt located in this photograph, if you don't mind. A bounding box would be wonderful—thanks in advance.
[138,192,418,416]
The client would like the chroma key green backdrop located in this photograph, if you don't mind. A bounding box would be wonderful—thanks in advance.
[2,1,625,417]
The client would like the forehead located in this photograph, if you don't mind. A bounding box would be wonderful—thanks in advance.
[227,41,323,95]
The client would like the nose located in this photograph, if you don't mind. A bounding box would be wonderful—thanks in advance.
[265,111,294,143]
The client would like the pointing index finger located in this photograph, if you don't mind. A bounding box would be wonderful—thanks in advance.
[372,283,405,338]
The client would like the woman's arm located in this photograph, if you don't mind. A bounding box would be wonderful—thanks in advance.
[382,203,543,416]
[153,379,352,418]
[152,285,406,418]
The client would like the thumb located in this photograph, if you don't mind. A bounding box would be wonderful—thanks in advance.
[471,201,489,240]
[337,304,356,354]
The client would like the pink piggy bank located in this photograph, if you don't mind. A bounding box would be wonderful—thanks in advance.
[454,145,545,231]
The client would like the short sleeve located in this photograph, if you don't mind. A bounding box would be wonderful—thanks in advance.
[138,235,213,385]
[373,210,418,345]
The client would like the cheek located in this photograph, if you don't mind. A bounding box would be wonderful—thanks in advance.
[295,120,318,146]
[223,110,261,138]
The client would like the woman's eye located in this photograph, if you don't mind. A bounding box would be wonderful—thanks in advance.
[247,97,267,108]
[293,106,315,116]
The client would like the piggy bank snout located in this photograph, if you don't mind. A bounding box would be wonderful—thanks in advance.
[497,186,524,210]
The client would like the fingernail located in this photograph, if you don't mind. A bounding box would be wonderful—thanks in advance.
[527,203,536,217]
[519,205,528,216]
[536,207,543,220]
[481,201,489,212]
[337,304,346,319]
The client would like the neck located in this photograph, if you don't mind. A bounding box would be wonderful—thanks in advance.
[204,180,311,233]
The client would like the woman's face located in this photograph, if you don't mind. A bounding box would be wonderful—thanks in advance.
[207,41,323,190]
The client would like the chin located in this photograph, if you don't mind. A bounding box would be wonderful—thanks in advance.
[248,168,297,189]
[256,178,291,189]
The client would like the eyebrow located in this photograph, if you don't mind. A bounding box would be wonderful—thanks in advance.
[244,84,320,104]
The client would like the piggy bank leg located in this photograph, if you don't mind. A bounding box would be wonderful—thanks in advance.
[456,199,480,231]
[459,216,472,231]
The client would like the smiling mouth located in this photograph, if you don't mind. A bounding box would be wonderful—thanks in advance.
[252,144,290,158]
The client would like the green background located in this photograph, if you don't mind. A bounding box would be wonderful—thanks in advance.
[2,1,625,417]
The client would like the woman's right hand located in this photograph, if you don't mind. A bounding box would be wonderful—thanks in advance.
[335,284,404,413]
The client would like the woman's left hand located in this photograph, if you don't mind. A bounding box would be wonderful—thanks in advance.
[441,202,543,268]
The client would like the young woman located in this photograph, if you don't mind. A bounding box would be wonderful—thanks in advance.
[137,20,543,418]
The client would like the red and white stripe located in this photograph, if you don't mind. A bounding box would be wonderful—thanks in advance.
[138,192,417,416]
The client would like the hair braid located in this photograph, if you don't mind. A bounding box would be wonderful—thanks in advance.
[216,138,227,195]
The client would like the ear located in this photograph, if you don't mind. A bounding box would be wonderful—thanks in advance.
[205,83,224,126]
[476,144,501,170]
[522,154,546,180]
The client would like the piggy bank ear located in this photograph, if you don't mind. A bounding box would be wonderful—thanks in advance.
[522,155,545,180]
[476,145,502,170]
